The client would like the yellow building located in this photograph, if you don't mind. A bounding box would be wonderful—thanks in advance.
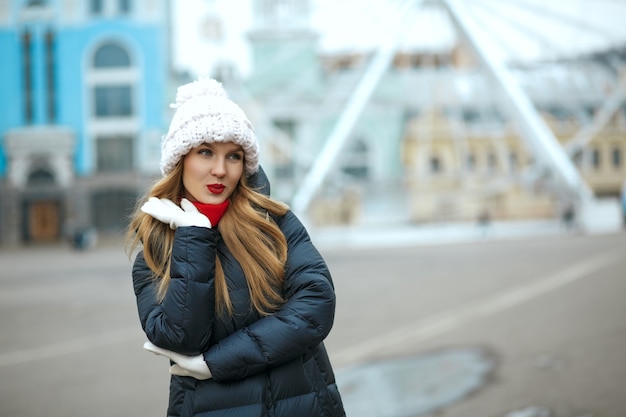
[401,107,626,223]
[576,114,626,197]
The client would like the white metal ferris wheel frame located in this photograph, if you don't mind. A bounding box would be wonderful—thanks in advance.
[290,0,623,232]
[440,0,594,201]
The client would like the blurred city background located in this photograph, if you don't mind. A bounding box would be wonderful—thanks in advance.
[1,0,626,416]
[1,0,625,244]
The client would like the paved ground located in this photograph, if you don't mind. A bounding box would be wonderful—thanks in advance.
[1,225,625,417]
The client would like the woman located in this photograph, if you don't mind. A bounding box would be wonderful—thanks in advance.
[126,78,345,417]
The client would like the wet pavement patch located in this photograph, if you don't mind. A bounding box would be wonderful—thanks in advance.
[336,347,495,417]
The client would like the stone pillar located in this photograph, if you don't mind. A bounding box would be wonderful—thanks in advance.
[0,182,21,246]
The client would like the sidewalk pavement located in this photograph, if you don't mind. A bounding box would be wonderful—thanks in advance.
[310,219,574,250]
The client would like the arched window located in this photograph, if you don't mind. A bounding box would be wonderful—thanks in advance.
[27,168,55,186]
[88,39,137,177]
[93,43,130,68]
[91,41,135,118]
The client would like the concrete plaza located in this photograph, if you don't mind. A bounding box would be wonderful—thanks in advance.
[1,225,625,416]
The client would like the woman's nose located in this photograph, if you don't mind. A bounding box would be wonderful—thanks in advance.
[211,157,226,177]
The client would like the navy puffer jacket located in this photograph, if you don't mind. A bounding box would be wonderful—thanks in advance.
[132,171,345,417]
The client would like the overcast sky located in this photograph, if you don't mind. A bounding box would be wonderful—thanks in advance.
[172,0,626,77]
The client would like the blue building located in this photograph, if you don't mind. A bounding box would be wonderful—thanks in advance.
[0,0,170,245]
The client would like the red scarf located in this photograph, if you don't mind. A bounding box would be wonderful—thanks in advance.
[190,199,230,227]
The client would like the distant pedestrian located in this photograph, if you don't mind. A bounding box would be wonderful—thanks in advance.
[477,208,491,237]
[562,204,575,231]
[126,78,344,417]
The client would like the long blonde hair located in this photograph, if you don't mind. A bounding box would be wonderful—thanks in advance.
[126,161,289,316]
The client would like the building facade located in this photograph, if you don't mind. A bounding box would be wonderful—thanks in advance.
[0,0,169,245]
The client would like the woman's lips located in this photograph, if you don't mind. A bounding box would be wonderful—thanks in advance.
[207,184,225,194]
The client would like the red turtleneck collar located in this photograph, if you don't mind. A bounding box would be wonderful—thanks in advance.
[190,199,230,227]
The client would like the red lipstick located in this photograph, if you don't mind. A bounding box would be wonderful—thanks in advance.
[207,184,225,195]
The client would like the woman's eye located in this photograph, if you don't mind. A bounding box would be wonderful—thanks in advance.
[199,149,213,156]
[228,153,243,161]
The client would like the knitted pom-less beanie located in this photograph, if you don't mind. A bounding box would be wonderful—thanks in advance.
[160,78,259,176]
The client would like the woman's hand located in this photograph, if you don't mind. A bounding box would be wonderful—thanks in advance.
[141,197,211,229]
[143,341,213,380]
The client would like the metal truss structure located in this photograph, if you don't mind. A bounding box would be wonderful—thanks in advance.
[288,0,625,232]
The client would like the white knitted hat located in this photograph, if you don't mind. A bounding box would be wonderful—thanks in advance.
[160,78,259,176]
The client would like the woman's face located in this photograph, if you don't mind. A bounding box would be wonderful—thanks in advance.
[182,141,244,204]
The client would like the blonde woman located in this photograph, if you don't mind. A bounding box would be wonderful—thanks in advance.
[126,78,345,417]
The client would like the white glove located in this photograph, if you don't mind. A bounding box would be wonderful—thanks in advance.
[143,341,213,380]
[141,197,211,229]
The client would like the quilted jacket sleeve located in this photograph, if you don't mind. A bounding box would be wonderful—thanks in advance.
[203,211,336,381]
[133,226,218,355]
